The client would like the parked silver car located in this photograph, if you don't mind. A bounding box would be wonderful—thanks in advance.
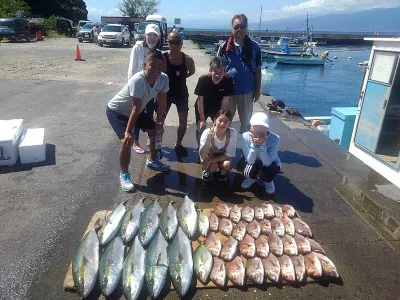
[98,24,131,47]
[77,22,96,42]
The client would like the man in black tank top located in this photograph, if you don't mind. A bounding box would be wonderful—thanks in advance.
[162,32,196,157]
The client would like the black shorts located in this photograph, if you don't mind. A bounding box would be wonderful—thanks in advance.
[166,90,189,113]
[106,106,155,139]
[194,102,218,124]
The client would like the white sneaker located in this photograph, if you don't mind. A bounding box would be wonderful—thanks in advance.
[241,178,256,189]
[265,181,275,194]
[120,172,134,192]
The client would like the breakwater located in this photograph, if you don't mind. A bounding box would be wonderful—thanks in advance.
[184,30,398,45]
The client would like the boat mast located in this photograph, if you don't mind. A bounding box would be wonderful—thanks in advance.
[258,5,262,38]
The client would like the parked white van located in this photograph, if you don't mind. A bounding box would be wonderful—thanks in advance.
[145,14,167,44]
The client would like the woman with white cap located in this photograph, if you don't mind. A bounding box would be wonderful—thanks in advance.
[127,23,161,154]
[241,112,281,194]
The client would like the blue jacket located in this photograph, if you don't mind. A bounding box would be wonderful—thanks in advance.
[241,131,281,167]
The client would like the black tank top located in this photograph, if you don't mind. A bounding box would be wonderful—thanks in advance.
[163,52,188,97]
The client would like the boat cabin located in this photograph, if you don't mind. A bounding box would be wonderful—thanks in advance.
[349,38,400,187]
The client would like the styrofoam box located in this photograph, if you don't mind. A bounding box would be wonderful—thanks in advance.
[0,119,24,166]
[18,128,46,164]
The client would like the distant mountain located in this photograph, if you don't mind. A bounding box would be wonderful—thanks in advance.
[249,7,400,33]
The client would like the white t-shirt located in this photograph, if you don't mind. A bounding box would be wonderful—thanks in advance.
[108,70,169,117]
[199,127,237,158]
[127,41,148,80]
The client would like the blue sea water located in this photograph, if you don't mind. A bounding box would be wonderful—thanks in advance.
[264,45,371,117]
[197,43,371,117]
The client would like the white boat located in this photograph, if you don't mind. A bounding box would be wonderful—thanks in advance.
[275,56,326,65]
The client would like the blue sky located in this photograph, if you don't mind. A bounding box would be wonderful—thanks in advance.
[86,0,400,28]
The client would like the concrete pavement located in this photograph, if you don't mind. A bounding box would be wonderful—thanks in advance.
[0,39,399,300]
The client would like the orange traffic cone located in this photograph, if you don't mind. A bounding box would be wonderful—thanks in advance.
[38,31,42,40]
[35,31,39,41]
[75,44,85,61]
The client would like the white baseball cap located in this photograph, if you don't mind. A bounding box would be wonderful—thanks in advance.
[250,112,270,129]
[145,23,160,36]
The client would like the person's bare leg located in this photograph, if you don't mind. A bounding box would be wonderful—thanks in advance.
[176,110,188,146]
[119,140,131,174]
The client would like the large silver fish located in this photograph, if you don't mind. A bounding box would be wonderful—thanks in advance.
[210,257,226,287]
[120,198,146,244]
[145,230,169,299]
[122,236,146,300]
[168,227,193,297]
[99,236,124,297]
[139,199,161,246]
[306,237,325,254]
[177,195,198,239]
[246,257,264,284]
[226,256,245,286]
[72,227,99,298]
[204,232,222,257]
[159,201,178,241]
[100,201,127,245]
[193,244,213,284]
[272,204,283,218]
[262,254,281,283]
[198,210,210,238]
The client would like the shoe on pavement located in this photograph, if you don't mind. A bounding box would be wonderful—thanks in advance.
[265,180,275,194]
[174,145,188,157]
[218,170,228,181]
[202,170,212,181]
[146,158,170,172]
[241,177,256,189]
[120,172,134,192]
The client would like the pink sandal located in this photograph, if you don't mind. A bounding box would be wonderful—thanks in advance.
[133,145,145,154]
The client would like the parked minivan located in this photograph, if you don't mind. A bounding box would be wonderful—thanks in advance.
[0,18,31,42]
[145,14,167,44]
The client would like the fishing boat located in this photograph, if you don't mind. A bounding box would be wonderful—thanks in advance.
[275,56,326,65]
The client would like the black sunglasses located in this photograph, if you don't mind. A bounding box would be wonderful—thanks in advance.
[168,39,182,45]
[232,24,247,30]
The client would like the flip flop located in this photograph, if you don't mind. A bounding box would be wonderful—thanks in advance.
[133,145,145,154]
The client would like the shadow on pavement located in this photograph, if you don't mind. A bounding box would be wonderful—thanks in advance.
[279,150,323,168]
[0,143,56,174]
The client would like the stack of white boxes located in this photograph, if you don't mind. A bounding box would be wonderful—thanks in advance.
[0,119,46,166]
[19,128,46,164]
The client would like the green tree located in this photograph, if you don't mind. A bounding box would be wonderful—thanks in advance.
[0,0,31,18]
[120,0,160,17]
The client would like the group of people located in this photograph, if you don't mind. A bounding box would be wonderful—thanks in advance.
[106,13,281,195]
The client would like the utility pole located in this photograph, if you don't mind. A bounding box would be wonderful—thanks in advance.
[258,5,262,38]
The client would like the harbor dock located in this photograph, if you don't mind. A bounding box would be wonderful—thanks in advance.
[0,39,399,299]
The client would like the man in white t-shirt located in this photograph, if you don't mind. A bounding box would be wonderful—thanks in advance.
[106,49,170,192]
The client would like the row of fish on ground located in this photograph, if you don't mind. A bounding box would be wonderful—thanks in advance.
[71,196,339,299]
[200,202,339,287]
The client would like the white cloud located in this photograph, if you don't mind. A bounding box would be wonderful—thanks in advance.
[210,10,233,17]
[263,0,400,20]
[87,7,121,16]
